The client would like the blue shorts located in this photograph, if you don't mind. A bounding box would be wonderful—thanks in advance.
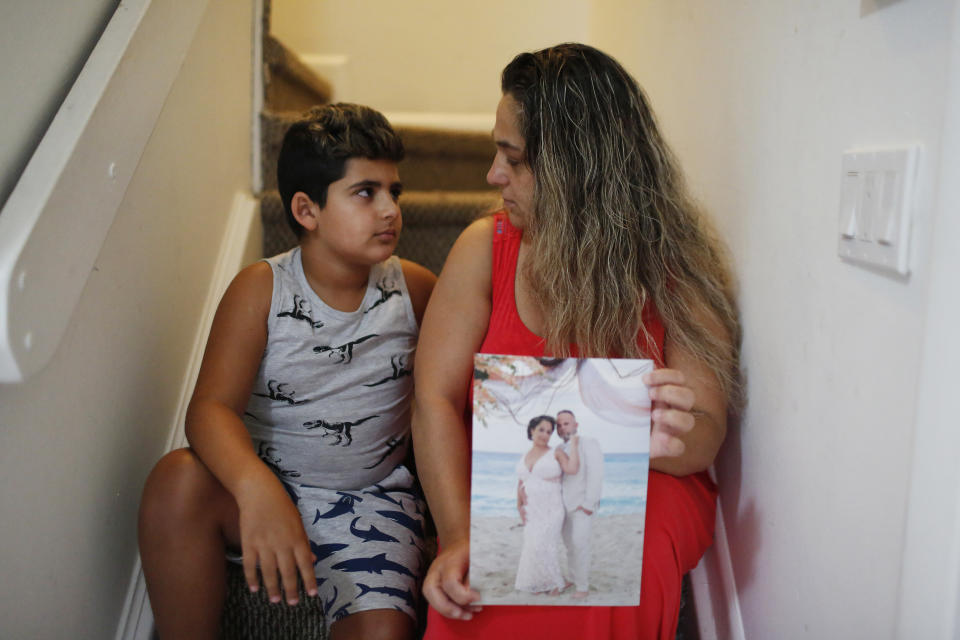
[230,465,427,629]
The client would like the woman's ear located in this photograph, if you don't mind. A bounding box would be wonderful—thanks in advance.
[290,191,320,232]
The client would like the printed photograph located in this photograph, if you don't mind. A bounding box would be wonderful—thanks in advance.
[469,355,653,607]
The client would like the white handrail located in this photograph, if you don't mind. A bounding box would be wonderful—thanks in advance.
[0,0,210,383]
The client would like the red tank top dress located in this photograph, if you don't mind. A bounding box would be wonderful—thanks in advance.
[423,213,718,640]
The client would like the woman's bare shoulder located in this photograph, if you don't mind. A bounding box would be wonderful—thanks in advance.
[451,215,495,258]
[437,215,495,285]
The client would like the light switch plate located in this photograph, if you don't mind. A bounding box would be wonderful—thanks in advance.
[837,145,919,276]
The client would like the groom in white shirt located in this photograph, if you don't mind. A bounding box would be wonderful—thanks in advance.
[556,410,604,599]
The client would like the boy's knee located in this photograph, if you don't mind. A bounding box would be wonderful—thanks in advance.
[139,448,222,527]
[329,609,414,640]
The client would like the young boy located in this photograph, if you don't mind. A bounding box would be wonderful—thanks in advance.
[138,104,437,640]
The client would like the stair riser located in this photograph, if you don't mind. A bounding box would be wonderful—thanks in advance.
[399,155,491,192]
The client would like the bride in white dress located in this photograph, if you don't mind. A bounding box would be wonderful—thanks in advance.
[515,415,580,594]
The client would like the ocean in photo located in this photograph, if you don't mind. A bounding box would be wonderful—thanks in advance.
[471,450,649,518]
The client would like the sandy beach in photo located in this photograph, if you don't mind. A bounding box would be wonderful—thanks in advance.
[470,512,646,606]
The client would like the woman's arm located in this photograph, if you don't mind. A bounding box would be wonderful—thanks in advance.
[185,262,317,605]
[554,435,580,474]
[646,301,731,476]
[412,217,495,620]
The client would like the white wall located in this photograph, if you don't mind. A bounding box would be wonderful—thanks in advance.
[898,5,960,635]
[0,0,118,209]
[0,0,253,636]
[270,0,591,114]
[591,0,957,637]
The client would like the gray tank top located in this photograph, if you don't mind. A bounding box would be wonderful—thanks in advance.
[242,247,418,490]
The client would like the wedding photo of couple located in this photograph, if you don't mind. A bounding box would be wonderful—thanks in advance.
[469,355,652,607]
[515,410,603,600]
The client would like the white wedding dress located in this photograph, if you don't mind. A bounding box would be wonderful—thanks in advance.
[514,448,566,593]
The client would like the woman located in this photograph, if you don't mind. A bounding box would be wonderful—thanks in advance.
[413,43,740,639]
[513,415,578,594]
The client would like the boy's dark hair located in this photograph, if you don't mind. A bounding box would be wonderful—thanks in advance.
[277,103,405,237]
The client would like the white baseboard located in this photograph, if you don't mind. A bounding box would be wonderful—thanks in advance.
[114,191,260,640]
[690,495,746,640]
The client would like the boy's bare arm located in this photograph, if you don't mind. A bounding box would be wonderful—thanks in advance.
[185,262,317,605]
[399,259,438,326]
[186,263,270,493]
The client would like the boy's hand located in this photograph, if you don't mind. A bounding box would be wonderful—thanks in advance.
[235,469,317,605]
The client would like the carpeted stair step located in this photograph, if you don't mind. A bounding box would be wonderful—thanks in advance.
[260,189,500,274]
[263,34,332,112]
[395,126,493,192]
[393,189,501,273]
[260,111,493,193]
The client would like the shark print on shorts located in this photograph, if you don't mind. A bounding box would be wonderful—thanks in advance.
[297,465,427,630]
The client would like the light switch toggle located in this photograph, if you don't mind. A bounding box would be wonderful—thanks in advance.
[840,171,860,240]
[837,146,919,277]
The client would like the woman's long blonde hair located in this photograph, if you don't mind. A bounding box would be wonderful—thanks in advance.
[502,43,742,408]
